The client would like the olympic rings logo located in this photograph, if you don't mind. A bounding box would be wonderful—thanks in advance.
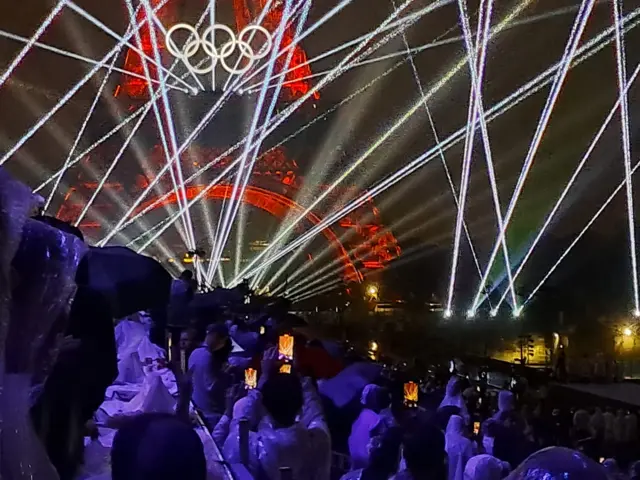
[165,23,273,77]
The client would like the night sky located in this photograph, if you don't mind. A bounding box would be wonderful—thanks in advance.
[1,0,639,298]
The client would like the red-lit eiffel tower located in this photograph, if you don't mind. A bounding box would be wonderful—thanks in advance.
[115,0,317,100]
[57,0,401,283]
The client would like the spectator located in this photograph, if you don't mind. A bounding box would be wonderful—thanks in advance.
[341,427,402,480]
[463,454,508,480]
[225,349,331,480]
[171,270,194,296]
[483,419,533,470]
[216,386,260,448]
[492,391,516,424]
[435,405,462,432]
[439,377,469,421]
[188,324,232,429]
[168,270,195,328]
[111,413,206,480]
[571,410,593,444]
[349,385,390,469]
[179,328,197,360]
[445,414,475,480]
[393,421,447,480]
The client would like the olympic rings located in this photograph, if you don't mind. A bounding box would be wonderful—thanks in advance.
[165,23,273,76]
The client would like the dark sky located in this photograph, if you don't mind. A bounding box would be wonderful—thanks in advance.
[1,0,639,294]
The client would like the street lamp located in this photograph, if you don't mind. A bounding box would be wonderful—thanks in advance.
[624,327,633,337]
[366,283,379,300]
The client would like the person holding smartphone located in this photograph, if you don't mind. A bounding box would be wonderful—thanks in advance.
[224,347,331,480]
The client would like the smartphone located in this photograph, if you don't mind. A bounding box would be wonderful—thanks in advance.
[279,364,292,374]
[473,422,480,435]
[278,334,294,361]
[245,368,257,389]
[403,381,418,407]
[599,457,605,464]
[260,326,265,335]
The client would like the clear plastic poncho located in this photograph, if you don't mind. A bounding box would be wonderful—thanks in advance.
[0,169,87,479]
[505,447,607,480]
[445,414,474,480]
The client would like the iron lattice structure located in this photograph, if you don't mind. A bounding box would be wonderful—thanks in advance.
[56,0,400,282]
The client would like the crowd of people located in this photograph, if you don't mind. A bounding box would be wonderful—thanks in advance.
[1,166,639,480]
[163,273,640,480]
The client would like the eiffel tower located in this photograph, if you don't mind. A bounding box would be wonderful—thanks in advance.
[115,0,316,100]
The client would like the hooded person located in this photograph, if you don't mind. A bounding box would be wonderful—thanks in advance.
[111,413,206,480]
[445,414,475,480]
[492,391,516,423]
[349,384,390,469]
[464,455,509,480]
[439,376,469,421]
[505,446,607,480]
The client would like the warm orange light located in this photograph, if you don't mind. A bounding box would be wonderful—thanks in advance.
[404,382,419,404]
[245,368,257,389]
[279,364,291,374]
[278,334,294,361]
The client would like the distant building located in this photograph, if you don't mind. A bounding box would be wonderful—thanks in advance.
[249,240,270,252]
